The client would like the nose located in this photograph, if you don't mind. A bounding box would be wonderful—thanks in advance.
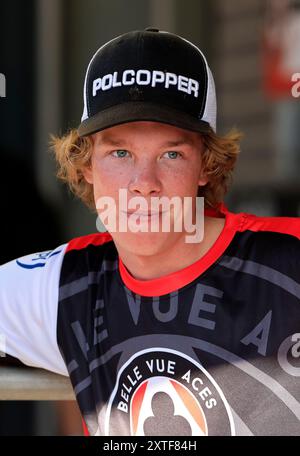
[128,159,162,196]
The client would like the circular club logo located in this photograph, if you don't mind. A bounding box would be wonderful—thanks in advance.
[105,348,235,436]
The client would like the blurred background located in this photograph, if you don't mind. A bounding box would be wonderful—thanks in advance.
[0,0,299,435]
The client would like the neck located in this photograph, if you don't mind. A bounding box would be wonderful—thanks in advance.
[116,216,225,280]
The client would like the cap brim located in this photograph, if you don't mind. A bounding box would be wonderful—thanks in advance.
[77,102,211,137]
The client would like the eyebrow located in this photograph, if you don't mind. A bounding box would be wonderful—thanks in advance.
[159,139,195,147]
[96,137,125,147]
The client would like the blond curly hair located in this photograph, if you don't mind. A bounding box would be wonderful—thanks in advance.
[51,125,242,211]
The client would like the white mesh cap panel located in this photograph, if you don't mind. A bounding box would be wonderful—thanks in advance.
[180,35,217,132]
[202,66,217,132]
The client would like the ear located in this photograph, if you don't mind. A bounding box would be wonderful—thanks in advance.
[82,165,94,185]
[198,169,208,187]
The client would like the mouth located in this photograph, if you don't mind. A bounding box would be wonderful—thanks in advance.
[121,209,167,216]
[122,211,163,217]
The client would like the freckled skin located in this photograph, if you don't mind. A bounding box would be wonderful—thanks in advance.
[83,121,223,280]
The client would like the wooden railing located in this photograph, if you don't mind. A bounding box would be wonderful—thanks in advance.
[0,367,75,400]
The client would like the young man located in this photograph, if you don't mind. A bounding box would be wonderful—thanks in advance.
[0,29,299,436]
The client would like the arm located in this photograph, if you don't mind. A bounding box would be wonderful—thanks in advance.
[0,245,68,376]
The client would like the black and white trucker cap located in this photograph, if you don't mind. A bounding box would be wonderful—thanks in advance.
[78,28,217,137]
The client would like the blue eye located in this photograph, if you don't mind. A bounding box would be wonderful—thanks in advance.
[165,151,181,159]
[112,150,129,158]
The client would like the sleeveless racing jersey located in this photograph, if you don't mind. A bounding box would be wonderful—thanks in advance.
[0,206,300,435]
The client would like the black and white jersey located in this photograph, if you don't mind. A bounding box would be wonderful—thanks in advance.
[1,205,300,436]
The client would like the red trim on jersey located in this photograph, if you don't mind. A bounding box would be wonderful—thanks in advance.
[82,418,90,436]
[239,213,300,239]
[66,232,113,252]
[119,209,245,297]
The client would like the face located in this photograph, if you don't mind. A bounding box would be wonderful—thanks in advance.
[83,121,208,256]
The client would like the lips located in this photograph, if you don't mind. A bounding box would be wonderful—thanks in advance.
[122,210,166,216]
[125,211,160,216]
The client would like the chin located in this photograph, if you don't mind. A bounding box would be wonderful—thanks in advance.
[113,231,172,257]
